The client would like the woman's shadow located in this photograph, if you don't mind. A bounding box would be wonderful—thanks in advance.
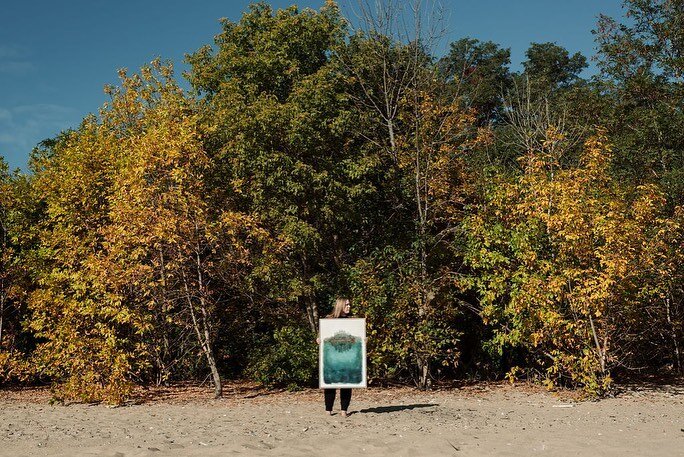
[356,403,438,415]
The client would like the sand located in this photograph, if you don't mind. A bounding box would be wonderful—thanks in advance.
[1,382,682,456]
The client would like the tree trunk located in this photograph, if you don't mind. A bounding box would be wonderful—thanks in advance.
[199,298,222,398]
[414,97,430,390]
[665,297,682,375]
[417,356,431,390]
[0,292,4,349]
[194,235,222,399]
[588,313,607,374]
[305,296,319,334]
[183,271,222,399]
[387,118,398,161]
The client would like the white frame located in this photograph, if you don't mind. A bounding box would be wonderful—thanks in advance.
[319,318,367,388]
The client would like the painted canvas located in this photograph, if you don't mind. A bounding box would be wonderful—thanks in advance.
[319,318,366,388]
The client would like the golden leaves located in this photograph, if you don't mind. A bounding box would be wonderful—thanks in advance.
[465,129,678,394]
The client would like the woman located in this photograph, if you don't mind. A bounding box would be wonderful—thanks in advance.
[318,297,352,417]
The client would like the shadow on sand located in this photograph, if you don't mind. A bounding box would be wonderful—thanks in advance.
[358,403,438,414]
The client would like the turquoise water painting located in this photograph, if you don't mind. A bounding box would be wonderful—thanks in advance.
[323,331,363,384]
[319,318,366,388]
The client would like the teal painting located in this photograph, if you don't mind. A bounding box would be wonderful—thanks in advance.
[323,331,363,384]
[319,318,366,388]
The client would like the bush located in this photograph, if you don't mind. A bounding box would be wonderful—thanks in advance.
[246,326,318,390]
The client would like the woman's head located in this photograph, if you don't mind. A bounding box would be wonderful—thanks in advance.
[331,297,351,318]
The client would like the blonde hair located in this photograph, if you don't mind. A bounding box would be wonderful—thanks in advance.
[327,297,351,318]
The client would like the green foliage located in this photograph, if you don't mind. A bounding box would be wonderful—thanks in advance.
[597,0,684,83]
[522,42,587,90]
[246,326,318,390]
[595,0,684,206]
[187,1,344,100]
[439,37,513,122]
[186,1,374,336]
[347,249,460,385]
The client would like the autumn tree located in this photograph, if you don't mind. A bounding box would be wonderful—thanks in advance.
[0,158,32,382]
[590,2,684,372]
[462,128,681,393]
[26,114,148,403]
[0,158,13,357]
[99,61,283,398]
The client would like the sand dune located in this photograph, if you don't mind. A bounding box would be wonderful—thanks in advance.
[1,383,682,456]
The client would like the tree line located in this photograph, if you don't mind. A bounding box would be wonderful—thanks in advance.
[1,0,682,403]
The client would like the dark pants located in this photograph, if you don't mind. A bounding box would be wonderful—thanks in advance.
[324,388,352,411]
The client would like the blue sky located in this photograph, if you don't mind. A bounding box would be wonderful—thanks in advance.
[0,0,625,171]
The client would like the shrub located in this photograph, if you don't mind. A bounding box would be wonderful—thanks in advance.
[246,326,318,390]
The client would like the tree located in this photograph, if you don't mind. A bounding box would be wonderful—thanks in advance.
[522,42,587,92]
[438,37,513,124]
[0,158,12,356]
[98,61,282,398]
[187,2,366,336]
[339,0,482,388]
[0,158,31,382]
[27,114,146,403]
[462,128,680,393]
[597,0,684,83]
[596,0,684,205]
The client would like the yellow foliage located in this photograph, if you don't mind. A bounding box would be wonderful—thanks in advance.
[465,128,674,394]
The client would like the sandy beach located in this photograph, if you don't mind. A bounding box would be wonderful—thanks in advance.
[1,382,682,456]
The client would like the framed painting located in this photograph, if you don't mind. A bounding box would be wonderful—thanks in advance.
[319,318,367,389]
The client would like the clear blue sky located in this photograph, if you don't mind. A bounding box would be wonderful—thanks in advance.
[0,0,625,171]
